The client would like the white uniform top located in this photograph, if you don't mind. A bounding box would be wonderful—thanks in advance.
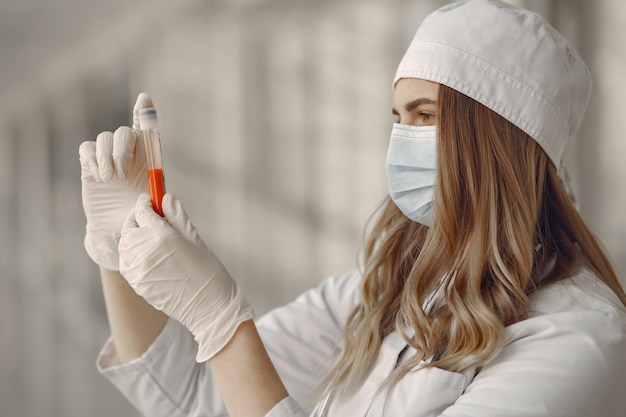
[97,268,626,416]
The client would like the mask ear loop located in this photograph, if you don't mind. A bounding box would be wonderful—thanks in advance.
[557,160,579,211]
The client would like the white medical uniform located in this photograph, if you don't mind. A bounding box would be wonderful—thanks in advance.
[97,268,626,416]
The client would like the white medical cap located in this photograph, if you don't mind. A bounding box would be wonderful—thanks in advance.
[394,0,592,172]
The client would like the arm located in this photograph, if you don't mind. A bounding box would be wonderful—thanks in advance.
[211,270,362,417]
[117,193,364,416]
[83,93,350,416]
[119,193,280,416]
[80,93,162,362]
[209,320,289,417]
[98,268,362,417]
[100,267,167,364]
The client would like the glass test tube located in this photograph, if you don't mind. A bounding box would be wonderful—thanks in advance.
[138,107,166,216]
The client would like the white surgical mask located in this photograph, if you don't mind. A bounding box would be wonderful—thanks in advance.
[385,123,437,227]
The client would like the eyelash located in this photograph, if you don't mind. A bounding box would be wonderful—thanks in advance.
[393,112,435,124]
[419,112,435,122]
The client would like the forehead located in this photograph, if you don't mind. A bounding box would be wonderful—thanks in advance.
[393,78,440,106]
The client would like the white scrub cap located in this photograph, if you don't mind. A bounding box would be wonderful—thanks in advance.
[394,0,592,175]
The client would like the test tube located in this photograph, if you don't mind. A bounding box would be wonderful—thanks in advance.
[138,107,166,216]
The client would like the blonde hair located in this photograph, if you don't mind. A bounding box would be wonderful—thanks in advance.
[320,85,626,401]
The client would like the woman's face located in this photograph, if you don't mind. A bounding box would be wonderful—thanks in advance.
[392,78,440,127]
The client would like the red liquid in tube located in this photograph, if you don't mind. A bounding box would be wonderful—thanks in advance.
[147,168,166,216]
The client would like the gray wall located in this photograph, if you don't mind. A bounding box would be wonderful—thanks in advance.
[1,0,624,416]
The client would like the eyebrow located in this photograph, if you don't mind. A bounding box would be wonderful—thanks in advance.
[392,97,438,114]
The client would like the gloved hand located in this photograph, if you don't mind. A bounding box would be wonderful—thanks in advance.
[79,93,153,270]
[119,193,254,362]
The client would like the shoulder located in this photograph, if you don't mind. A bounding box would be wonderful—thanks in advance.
[524,268,626,336]
[505,268,626,349]
[292,269,363,317]
[503,269,626,407]
[530,268,625,315]
[463,270,626,415]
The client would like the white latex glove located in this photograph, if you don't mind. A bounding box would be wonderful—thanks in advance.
[79,93,153,270]
[119,193,254,362]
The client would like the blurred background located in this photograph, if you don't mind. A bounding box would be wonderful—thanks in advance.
[0,0,624,415]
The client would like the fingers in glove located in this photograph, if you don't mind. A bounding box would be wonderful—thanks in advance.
[95,131,115,182]
[119,193,176,281]
[119,193,167,255]
[112,127,138,182]
[119,194,159,277]
[134,193,168,228]
[79,141,98,181]
[161,193,205,246]
[132,93,154,130]
[120,193,171,245]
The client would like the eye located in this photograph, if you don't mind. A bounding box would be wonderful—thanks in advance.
[392,111,401,123]
[418,112,436,124]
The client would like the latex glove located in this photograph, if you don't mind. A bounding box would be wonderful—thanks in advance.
[79,93,153,270]
[119,193,254,362]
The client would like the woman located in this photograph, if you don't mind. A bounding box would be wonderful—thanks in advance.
[80,0,626,416]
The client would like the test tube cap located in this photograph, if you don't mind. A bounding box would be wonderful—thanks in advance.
[138,107,158,130]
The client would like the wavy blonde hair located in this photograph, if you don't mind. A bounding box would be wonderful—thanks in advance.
[320,85,626,401]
